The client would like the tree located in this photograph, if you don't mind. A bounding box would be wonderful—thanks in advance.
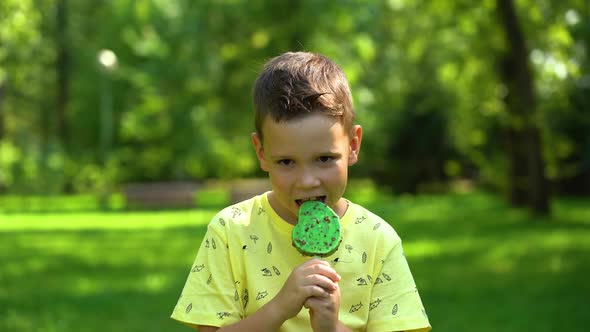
[1,0,589,203]
[55,0,70,149]
[496,0,551,215]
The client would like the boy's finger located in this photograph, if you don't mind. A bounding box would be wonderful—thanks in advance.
[303,258,331,268]
[305,263,341,282]
[305,285,331,299]
[305,274,338,292]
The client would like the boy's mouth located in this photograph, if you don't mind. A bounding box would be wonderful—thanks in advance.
[295,196,326,207]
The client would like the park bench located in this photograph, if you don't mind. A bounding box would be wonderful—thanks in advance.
[121,179,271,209]
[122,182,200,209]
[229,178,271,204]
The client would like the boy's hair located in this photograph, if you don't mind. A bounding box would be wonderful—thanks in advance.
[253,52,355,141]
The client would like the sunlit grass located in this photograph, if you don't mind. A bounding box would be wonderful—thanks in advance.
[0,210,215,231]
[1,190,589,331]
[0,208,214,332]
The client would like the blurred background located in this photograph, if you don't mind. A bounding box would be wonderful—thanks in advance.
[1,0,589,331]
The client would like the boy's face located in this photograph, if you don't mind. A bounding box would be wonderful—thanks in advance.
[252,113,362,224]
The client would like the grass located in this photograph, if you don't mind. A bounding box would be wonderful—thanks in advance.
[1,188,589,331]
[0,209,213,332]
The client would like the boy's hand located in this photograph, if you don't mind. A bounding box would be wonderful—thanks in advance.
[273,259,341,321]
[304,281,343,332]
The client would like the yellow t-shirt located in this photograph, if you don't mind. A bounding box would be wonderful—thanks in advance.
[171,192,431,332]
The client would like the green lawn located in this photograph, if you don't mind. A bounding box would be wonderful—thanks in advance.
[1,190,589,331]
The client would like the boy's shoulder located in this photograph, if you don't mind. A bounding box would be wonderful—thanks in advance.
[210,192,268,227]
[345,200,401,242]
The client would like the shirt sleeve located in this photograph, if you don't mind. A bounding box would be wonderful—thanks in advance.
[366,236,431,332]
[171,217,243,327]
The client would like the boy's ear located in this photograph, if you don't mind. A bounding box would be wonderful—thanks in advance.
[251,132,269,171]
[348,125,362,166]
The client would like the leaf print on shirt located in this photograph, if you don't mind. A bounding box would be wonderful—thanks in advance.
[261,266,281,276]
[356,274,373,286]
[234,289,239,301]
[369,298,382,311]
[350,302,363,313]
[219,218,226,226]
[373,223,381,230]
[374,277,383,284]
[362,251,367,263]
[243,289,249,309]
[231,207,242,218]
[382,272,392,281]
[207,274,212,285]
[261,268,272,277]
[355,216,366,224]
[258,207,265,215]
[186,303,192,314]
[250,235,259,244]
[192,264,205,272]
[256,291,268,300]
[345,244,353,253]
[267,241,272,254]
[272,266,281,275]
[392,304,398,316]
[217,312,231,319]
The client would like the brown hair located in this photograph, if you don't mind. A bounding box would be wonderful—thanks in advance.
[253,52,355,141]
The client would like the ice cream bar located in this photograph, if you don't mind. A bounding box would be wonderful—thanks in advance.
[292,200,342,257]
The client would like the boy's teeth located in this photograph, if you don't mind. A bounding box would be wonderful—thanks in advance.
[298,196,325,204]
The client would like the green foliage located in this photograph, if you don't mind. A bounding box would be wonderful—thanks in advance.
[0,0,589,196]
[1,192,588,331]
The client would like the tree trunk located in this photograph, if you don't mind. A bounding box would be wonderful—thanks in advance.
[504,123,529,207]
[0,83,4,193]
[56,0,74,193]
[0,83,4,140]
[496,0,551,215]
[56,0,69,147]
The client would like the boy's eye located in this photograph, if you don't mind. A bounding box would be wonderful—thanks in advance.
[318,156,334,163]
[277,159,294,166]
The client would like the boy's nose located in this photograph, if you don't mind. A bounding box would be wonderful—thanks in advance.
[297,168,320,188]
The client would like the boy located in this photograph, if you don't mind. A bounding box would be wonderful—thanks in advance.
[171,52,431,332]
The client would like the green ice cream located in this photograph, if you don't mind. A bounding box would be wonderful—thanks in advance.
[292,200,342,257]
